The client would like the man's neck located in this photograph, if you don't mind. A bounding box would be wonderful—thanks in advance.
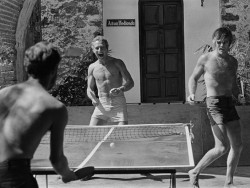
[215,51,228,58]
[27,76,49,90]
[98,56,110,66]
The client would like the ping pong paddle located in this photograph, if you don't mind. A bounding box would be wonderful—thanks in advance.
[74,166,94,181]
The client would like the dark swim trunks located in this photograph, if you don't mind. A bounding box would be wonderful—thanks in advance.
[0,159,38,188]
[206,96,240,126]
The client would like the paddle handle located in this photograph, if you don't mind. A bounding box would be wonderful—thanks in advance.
[240,80,245,97]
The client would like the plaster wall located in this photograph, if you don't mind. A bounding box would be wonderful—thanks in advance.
[103,0,220,103]
[103,0,140,103]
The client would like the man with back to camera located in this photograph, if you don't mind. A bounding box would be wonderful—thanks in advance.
[0,41,81,187]
[187,27,245,188]
[87,36,134,125]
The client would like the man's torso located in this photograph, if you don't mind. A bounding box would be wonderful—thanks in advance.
[0,81,63,162]
[203,52,237,97]
[92,57,123,97]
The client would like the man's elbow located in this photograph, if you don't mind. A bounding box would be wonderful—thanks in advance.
[130,80,135,88]
[189,76,198,84]
[50,155,59,166]
[50,155,65,171]
[49,153,64,165]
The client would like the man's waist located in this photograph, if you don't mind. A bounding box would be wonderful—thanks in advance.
[98,92,124,98]
[206,95,232,99]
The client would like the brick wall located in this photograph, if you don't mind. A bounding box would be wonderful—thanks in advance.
[0,0,24,88]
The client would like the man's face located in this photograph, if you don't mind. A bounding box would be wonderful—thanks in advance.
[92,41,108,60]
[214,38,230,55]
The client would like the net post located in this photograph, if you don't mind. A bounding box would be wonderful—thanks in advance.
[171,171,176,188]
[187,121,195,143]
[46,174,48,188]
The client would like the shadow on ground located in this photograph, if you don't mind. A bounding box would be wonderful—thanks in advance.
[88,174,215,182]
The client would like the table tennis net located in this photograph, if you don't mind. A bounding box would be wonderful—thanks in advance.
[40,124,188,144]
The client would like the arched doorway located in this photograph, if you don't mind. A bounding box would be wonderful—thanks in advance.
[15,0,41,82]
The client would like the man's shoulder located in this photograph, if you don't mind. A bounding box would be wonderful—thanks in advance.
[0,84,25,103]
[89,61,98,68]
[197,52,211,65]
[111,57,123,63]
[200,52,211,60]
[41,92,65,109]
[37,94,67,121]
[228,54,237,63]
[21,84,65,111]
[111,57,124,67]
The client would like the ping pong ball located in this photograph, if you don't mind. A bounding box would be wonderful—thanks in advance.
[110,142,115,148]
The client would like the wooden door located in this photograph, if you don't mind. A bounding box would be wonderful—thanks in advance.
[139,0,185,103]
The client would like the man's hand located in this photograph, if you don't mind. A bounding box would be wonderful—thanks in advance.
[238,94,246,105]
[58,170,77,183]
[109,87,124,96]
[187,94,195,105]
[92,99,99,106]
[89,91,99,106]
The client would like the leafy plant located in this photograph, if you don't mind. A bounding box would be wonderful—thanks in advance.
[50,48,96,106]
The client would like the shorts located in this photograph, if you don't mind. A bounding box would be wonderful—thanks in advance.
[91,95,128,122]
[0,159,38,188]
[206,96,240,126]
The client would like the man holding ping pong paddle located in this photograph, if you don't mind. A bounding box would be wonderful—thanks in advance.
[87,36,134,126]
[0,42,93,187]
[187,27,245,188]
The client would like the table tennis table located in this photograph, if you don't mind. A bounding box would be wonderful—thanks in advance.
[31,123,194,188]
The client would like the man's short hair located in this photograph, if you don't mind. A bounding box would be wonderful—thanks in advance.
[212,27,233,46]
[91,36,109,49]
[24,41,61,77]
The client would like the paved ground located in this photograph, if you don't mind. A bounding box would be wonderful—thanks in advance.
[36,166,250,188]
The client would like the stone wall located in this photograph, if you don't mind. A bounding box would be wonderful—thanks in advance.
[41,0,103,106]
[221,0,250,102]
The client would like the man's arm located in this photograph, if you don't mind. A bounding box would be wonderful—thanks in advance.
[232,57,240,97]
[231,57,245,104]
[49,105,76,182]
[188,55,206,101]
[232,76,240,99]
[116,60,134,92]
[86,64,99,105]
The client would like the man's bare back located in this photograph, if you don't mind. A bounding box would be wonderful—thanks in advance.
[0,79,65,162]
[0,42,78,187]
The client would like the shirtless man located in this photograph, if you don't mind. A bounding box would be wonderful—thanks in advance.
[187,27,245,188]
[87,36,134,125]
[0,41,78,187]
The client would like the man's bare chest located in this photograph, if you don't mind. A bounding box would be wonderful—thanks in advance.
[93,65,120,80]
[206,59,235,75]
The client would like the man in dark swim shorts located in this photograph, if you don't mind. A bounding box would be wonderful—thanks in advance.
[187,27,245,188]
[206,96,240,126]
